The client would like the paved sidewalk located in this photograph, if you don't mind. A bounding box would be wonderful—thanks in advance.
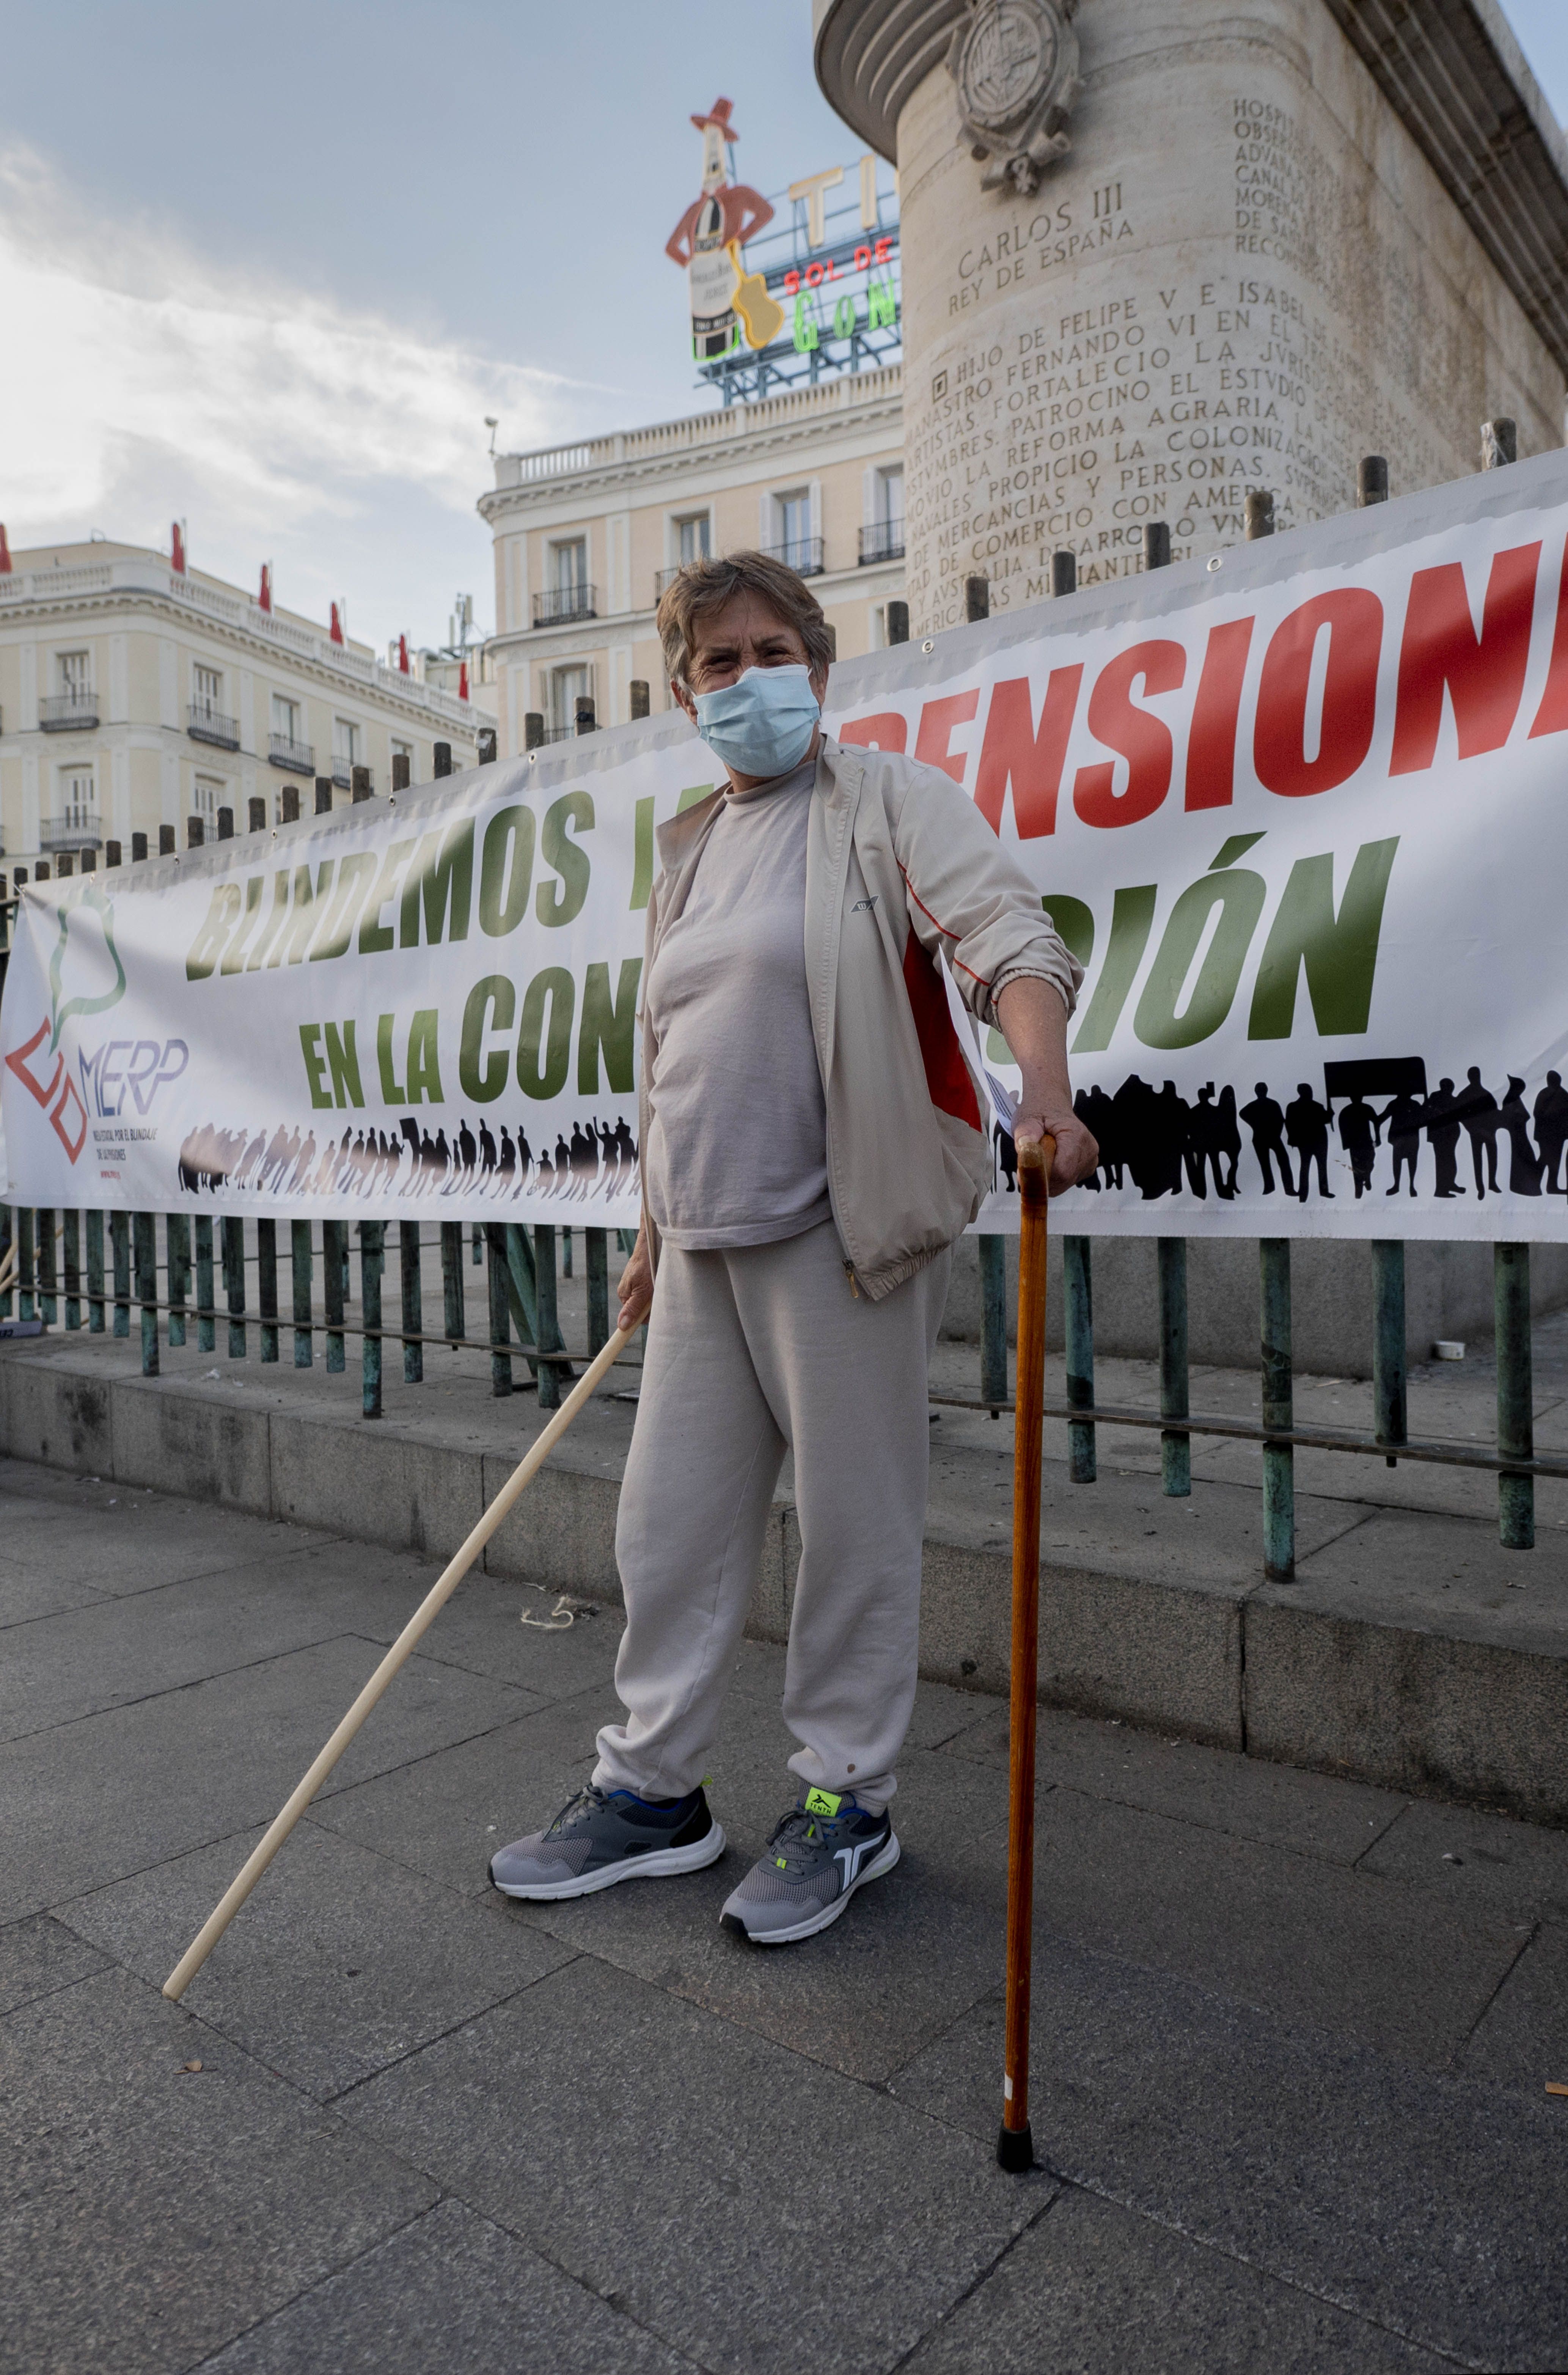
[4,1456,1568,2372]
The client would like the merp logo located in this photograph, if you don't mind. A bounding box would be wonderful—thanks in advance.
[79,1038,190,1117]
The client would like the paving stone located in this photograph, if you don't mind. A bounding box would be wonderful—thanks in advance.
[903,2184,1450,2373]
[1,1637,530,1922]
[1460,1923,1568,2100]
[0,1912,108,2016]
[1363,1798,1568,1927]
[0,1545,114,1628]
[355,1563,627,1703]
[63,1819,573,2101]
[890,1946,1568,2369]
[0,1965,435,2375]
[341,1955,1046,2375]
[0,1472,336,1599]
[202,2197,699,2374]
[939,1700,1411,1865]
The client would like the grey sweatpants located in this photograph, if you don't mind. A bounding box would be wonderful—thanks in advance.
[593,1221,951,1812]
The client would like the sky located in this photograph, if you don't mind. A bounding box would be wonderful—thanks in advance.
[2,1,1564,657]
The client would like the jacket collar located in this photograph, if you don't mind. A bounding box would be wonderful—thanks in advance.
[653,735,859,873]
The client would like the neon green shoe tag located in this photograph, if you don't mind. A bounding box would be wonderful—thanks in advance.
[776,1856,789,1869]
[804,1787,842,1818]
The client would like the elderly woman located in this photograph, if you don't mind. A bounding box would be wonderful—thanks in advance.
[491,551,1096,1944]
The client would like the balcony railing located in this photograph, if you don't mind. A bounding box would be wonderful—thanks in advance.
[39,690,99,732]
[859,520,905,564]
[532,583,598,627]
[39,812,102,852]
[269,732,314,774]
[331,761,353,789]
[760,537,824,577]
[188,704,240,750]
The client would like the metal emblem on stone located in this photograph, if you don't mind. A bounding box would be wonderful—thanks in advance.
[947,0,1080,196]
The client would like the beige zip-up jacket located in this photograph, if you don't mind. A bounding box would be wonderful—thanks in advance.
[639,736,1082,1300]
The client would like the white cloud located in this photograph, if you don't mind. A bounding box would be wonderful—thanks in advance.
[0,145,587,645]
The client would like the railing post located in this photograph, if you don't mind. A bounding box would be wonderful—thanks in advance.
[980,1234,1008,1410]
[1158,1236,1190,1495]
[1371,1241,1406,1465]
[441,1221,464,1343]
[194,1215,215,1351]
[586,1227,610,1355]
[258,1217,279,1362]
[19,1206,36,1321]
[134,1210,159,1375]
[0,1206,12,1321]
[1260,1238,1294,1582]
[1063,1234,1095,1482]
[167,1213,189,1346]
[63,1210,82,1331]
[536,1222,562,1409]
[486,1224,513,1396]
[1496,1243,1534,1549]
[111,1211,130,1337]
[472,1223,483,1267]
[562,1225,573,1279]
[291,1219,313,1366]
[323,1218,347,1372]
[361,1222,384,1417]
[400,1221,423,1383]
[37,1209,57,1324]
[86,1210,105,1334]
[222,1217,247,1357]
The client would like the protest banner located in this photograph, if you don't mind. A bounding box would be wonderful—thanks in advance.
[4,449,1567,1240]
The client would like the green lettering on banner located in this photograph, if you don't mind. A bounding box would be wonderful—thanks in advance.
[281,862,336,965]
[517,967,575,1099]
[479,807,536,936]
[219,877,266,975]
[185,883,243,980]
[677,784,715,814]
[535,793,594,927]
[630,796,656,911]
[377,1013,406,1102]
[1134,846,1268,1049]
[990,896,1094,1062]
[460,975,517,1101]
[1071,884,1157,1052]
[299,1023,332,1110]
[246,871,294,970]
[406,1008,443,1103]
[578,958,642,1093]
[324,1021,365,1107]
[358,840,416,954]
[400,820,474,947]
[311,851,379,961]
[1247,838,1399,1039]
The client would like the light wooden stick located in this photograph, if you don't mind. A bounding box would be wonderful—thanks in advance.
[163,1319,635,2001]
[999,1132,1053,2171]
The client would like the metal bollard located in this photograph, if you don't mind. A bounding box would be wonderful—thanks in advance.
[223,1216,247,1357]
[1371,1241,1406,1465]
[1260,1239,1294,1581]
[37,1208,57,1325]
[586,1227,610,1355]
[562,1225,573,1279]
[257,1218,279,1362]
[980,1235,1008,1410]
[195,1216,215,1352]
[323,1218,347,1373]
[1245,489,1275,539]
[111,1211,130,1337]
[86,1210,105,1334]
[167,1213,189,1346]
[361,1222,384,1416]
[966,575,990,624]
[400,1221,423,1383]
[486,1224,512,1396]
[535,1222,562,1410]
[63,1210,82,1331]
[1143,521,1171,570]
[1495,1243,1534,1549]
[886,600,909,645]
[134,1210,158,1375]
[1051,548,1076,597]
[291,1220,313,1366]
[18,1207,35,1321]
[1158,1236,1191,1496]
[1063,1234,1095,1483]
[630,680,650,719]
[441,1221,465,1342]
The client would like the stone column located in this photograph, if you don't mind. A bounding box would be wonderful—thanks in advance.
[815,0,1568,635]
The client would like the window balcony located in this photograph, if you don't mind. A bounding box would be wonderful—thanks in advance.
[532,583,599,627]
[188,704,240,750]
[760,537,824,578]
[40,812,102,853]
[331,761,352,789]
[39,690,99,732]
[269,732,314,774]
[859,520,905,565]
[654,566,682,600]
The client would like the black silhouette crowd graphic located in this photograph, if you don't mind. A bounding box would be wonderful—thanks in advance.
[177,1114,640,1204]
[989,1061,1568,1203]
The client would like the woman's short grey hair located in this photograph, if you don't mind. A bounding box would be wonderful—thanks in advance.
[656,549,836,687]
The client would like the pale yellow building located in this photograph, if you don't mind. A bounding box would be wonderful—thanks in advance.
[478,367,906,749]
[0,539,481,870]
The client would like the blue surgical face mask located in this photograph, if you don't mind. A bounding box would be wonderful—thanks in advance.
[693,663,820,780]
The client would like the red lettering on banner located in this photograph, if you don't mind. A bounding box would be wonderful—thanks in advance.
[974,668,1083,838]
[915,690,981,783]
[1254,590,1382,798]
[1185,618,1255,810]
[902,930,983,1132]
[1529,542,1568,738]
[839,711,909,753]
[1390,543,1541,772]
[1072,640,1186,828]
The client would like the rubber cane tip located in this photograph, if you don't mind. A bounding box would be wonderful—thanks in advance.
[996,2119,1035,2173]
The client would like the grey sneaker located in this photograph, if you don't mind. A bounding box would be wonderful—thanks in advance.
[719,1787,899,1945]
[489,1783,724,1900]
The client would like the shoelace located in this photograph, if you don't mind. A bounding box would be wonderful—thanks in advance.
[766,1806,832,1873]
[545,1784,609,1839]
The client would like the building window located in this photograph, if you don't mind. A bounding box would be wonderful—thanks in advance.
[677,514,711,566]
[272,693,300,740]
[193,663,222,720]
[41,766,101,852]
[878,466,905,531]
[771,492,822,576]
[332,717,360,787]
[59,651,91,696]
[860,466,905,564]
[192,777,222,825]
[41,650,99,730]
[551,664,591,736]
[554,539,587,595]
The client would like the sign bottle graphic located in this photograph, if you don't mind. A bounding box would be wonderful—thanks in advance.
[666,98,774,361]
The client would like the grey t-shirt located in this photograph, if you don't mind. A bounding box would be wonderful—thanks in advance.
[644,758,833,1250]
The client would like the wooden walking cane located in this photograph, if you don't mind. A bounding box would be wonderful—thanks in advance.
[163,1318,635,2002]
[998,1131,1054,2171]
